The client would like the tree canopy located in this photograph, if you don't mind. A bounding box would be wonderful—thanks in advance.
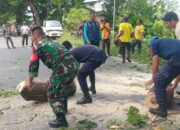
[0,0,179,37]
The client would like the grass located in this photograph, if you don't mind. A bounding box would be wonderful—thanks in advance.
[59,31,119,55]
[75,119,98,129]
[107,119,124,129]
[131,39,152,66]
[0,111,3,117]
[0,91,18,98]
[58,31,83,47]
[129,83,143,87]
[59,32,152,64]
[127,106,149,128]
[59,119,97,130]
[59,32,166,74]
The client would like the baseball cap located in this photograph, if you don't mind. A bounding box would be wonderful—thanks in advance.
[148,36,159,46]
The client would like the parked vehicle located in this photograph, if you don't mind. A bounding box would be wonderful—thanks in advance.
[42,20,63,38]
[0,26,3,36]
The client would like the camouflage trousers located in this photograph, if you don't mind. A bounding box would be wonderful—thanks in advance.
[47,71,77,115]
[47,59,79,115]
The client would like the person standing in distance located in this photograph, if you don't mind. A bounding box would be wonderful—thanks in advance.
[83,11,102,46]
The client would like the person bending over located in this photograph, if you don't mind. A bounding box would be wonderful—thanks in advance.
[27,27,79,128]
[62,41,107,104]
[146,36,180,118]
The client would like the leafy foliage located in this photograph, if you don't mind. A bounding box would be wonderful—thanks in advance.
[75,119,97,129]
[59,119,97,130]
[0,0,27,24]
[127,106,149,127]
[63,8,89,31]
[0,0,179,28]
[149,20,175,38]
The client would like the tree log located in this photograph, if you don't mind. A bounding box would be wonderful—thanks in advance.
[145,85,174,109]
[16,80,76,102]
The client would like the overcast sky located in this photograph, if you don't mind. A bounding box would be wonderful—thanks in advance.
[177,1,180,16]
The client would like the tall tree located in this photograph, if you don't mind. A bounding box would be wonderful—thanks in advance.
[26,0,41,25]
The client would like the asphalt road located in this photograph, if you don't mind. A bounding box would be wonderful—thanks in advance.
[0,36,50,91]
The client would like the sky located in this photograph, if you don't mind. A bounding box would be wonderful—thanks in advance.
[177,1,180,16]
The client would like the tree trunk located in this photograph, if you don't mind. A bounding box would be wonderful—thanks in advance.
[16,81,77,102]
[145,85,174,109]
[27,0,41,26]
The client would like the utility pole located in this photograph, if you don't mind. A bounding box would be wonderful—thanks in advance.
[113,0,116,41]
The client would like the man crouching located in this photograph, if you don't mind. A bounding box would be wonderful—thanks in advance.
[27,27,79,128]
[62,41,107,104]
[146,36,180,118]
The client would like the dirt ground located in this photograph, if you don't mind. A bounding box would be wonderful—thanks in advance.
[0,55,180,130]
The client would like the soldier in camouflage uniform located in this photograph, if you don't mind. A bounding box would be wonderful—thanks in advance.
[27,27,79,128]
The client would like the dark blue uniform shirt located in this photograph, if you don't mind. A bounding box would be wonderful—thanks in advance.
[71,45,106,63]
[151,38,180,60]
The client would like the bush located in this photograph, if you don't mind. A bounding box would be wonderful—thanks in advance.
[148,20,174,38]
[127,106,149,128]
[63,8,89,32]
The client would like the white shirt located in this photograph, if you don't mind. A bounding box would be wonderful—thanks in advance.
[21,25,29,35]
[175,21,180,39]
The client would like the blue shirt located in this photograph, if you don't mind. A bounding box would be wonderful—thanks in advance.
[151,38,180,60]
[83,21,102,44]
[71,45,105,63]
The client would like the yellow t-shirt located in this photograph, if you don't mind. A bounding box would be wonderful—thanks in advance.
[119,23,134,42]
[101,23,110,39]
[135,25,144,40]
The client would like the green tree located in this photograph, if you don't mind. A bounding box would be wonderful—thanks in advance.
[149,20,175,38]
[0,0,27,25]
[63,8,89,31]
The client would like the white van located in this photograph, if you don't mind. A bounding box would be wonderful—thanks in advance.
[42,20,63,38]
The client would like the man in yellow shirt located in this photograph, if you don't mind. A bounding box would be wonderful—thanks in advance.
[118,16,134,63]
[101,18,111,56]
[132,19,144,54]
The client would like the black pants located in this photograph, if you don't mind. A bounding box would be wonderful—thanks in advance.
[77,51,106,94]
[6,37,15,49]
[90,40,100,47]
[154,61,180,107]
[132,40,142,54]
[119,42,131,62]
[22,34,28,46]
[102,38,110,56]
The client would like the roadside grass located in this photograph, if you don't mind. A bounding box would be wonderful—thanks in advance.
[0,111,3,117]
[0,91,18,98]
[58,31,119,55]
[59,119,97,130]
[58,31,82,47]
[59,32,152,66]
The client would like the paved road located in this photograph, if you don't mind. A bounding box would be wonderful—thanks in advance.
[0,36,50,91]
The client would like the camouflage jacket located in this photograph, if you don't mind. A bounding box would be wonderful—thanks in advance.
[29,39,79,79]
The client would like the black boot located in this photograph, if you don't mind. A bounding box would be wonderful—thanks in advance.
[122,59,125,63]
[49,113,68,128]
[126,58,131,63]
[76,93,92,104]
[64,100,68,113]
[89,86,96,94]
[149,106,167,118]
